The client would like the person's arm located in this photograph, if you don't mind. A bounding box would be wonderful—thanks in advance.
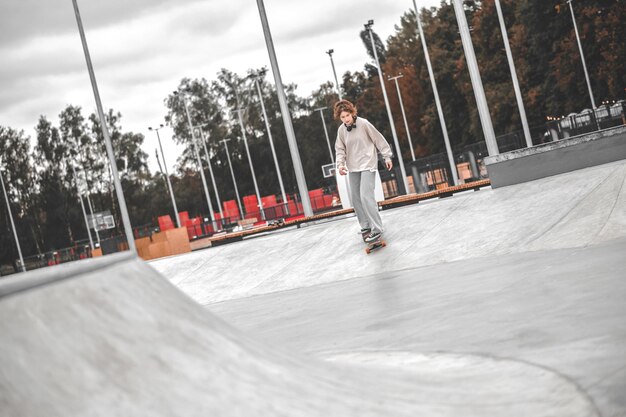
[365,120,394,170]
[335,128,348,175]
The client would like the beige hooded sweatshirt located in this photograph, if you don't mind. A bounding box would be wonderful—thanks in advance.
[335,117,393,172]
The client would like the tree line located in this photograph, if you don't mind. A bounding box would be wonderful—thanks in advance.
[1,0,624,272]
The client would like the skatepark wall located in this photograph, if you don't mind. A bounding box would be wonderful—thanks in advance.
[485,125,626,188]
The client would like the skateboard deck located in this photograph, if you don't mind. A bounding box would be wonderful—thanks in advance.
[365,239,386,254]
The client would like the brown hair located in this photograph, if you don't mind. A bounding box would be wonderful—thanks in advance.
[333,100,357,120]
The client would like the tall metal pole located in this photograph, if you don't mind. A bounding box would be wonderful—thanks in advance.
[253,74,288,206]
[71,145,101,244]
[494,0,533,148]
[85,192,100,244]
[220,139,244,219]
[257,0,313,217]
[567,0,596,109]
[72,0,136,253]
[149,125,181,228]
[452,0,499,156]
[71,163,94,251]
[0,161,25,272]
[326,49,343,100]
[387,74,416,162]
[199,129,223,220]
[314,107,335,164]
[234,108,264,219]
[177,92,216,224]
[413,0,459,185]
[193,129,216,224]
[365,20,410,194]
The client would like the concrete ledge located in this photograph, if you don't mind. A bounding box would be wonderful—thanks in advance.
[0,252,135,298]
[485,125,626,188]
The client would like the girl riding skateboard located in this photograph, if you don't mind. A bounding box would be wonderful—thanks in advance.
[334,99,393,244]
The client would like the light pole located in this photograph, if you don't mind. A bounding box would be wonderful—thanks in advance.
[413,0,458,186]
[256,0,313,217]
[326,49,342,100]
[70,163,95,251]
[364,20,409,194]
[70,143,101,244]
[198,129,223,222]
[85,190,100,245]
[72,0,136,253]
[313,107,334,164]
[0,157,25,272]
[452,0,499,156]
[175,91,216,225]
[567,0,596,109]
[251,70,288,208]
[220,138,244,219]
[494,0,533,148]
[233,108,264,219]
[192,126,217,226]
[387,74,416,162]
[148,124,181,228]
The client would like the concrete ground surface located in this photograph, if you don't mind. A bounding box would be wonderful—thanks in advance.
[151,159,626,416]
[207,239,626,416]
[0,160,624,416]
[152,159,626,305]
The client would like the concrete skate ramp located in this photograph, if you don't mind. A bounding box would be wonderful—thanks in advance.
[152,160,626,306]
[0,254,598,416]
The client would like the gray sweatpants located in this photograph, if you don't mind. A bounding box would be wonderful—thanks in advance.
[348,170,384,234]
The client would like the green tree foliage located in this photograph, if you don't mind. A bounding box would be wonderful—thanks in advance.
[1,106,155,270]
[33,115,75,250]
[0,126,40,272]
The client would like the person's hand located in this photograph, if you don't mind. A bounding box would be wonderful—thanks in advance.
[385,160,393,171]
[338,166,348,176]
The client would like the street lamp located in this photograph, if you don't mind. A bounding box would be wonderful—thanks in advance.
[326,49,343,100]
[232,108,264,220]
[174,91,217,226]
[387,74,416,162]
[220,138,244,219]
[197,128,223,223]
[364,19,409,194]
[567,0,596,109]
[494,0,533,148]
[70,162,95,251]
[68,142,101,245]
[413,1,458,186]
[148,124,181,228]
[256,0,313,217]
[72,0,135,253]
[313,107,334,164]
[251,70,288,209]
[452,0,499,156]
[0,157,25,272]
[85,189,100,246]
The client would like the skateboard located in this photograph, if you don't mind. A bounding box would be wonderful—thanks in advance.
[365,237,386,254]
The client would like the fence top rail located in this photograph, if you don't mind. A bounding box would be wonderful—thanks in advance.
[485,125,626,165]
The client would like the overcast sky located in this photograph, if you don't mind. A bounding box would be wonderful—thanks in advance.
[1,0,442,173]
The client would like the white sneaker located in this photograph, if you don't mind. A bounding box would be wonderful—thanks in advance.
[365,231,382,243]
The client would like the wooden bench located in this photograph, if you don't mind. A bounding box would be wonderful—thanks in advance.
[237,218,258,230]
